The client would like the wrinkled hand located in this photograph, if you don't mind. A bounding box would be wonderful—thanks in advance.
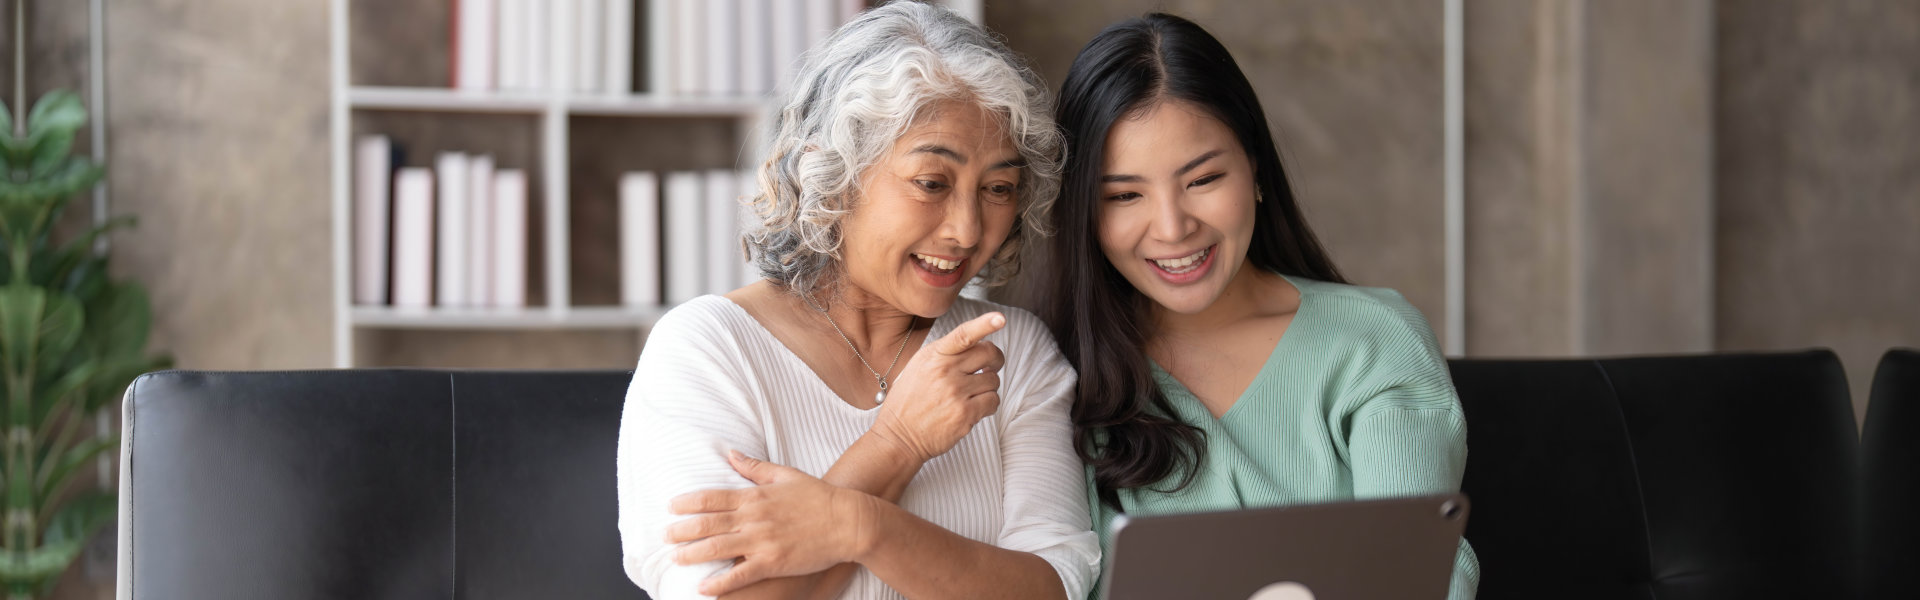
[666,451,877,596]
[869,312,1007,464]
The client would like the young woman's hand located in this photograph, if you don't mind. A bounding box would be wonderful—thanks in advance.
[666,451,880,597]
[868,312,1007,464]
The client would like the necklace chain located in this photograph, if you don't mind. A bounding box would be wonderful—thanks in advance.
[819,308,914,403]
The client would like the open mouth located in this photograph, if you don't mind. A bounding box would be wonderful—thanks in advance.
[1149,245,1212,275]
[912,252,962,275]
[911,252,968,288]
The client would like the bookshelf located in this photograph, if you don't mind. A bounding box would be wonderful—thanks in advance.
[329,0,980,368]
[328,0,786,368]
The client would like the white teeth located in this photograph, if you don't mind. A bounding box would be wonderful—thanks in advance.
[1151,248,1209,273]
[913,253,959,272]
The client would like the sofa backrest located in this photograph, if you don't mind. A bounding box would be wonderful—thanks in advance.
[1451,350,1859,599]
[117,370,646,600]
[118,351,1864,599]
[1863,348,1920,599]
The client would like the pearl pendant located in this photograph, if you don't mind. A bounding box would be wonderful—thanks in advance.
[875,391,886,404]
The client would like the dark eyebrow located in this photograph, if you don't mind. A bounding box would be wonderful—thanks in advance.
[1174,149,1225,177]
[1098,149,1226,184]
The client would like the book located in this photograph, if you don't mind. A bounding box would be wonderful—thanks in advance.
[942,0,982,24]
[771,0,806,89]
[456,0,497,91]
[738,0,772,95]
[436,152,471,307]
[619,172,661,306]
[467,155,496,306]
[703,169,740,295]
[497,0,526,90]
[674,0,706,95]
[705,0,739,96]
[353,135,393,306]
[493,170,529,308]
[605,0,634,95]
[525,0,548,90]
[392,168,436,309]
[805,0,838,54]
[664,171,706,303]
[646,0,675,94]
[575,0,605,93]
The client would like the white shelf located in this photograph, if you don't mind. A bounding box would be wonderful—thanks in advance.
[567,93,768,117]
[350,86,549,113]
[349,86,767,117]
[350,305,669,330]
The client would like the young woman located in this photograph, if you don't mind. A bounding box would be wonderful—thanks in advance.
[1040,13,1479,598]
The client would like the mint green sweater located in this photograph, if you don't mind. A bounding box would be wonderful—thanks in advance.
[1088,274,1480,599]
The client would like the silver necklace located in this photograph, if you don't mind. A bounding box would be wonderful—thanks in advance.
[819,309,914,404]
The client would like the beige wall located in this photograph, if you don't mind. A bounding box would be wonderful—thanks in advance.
[1714,0,1920,420]
[10,1,1920,595]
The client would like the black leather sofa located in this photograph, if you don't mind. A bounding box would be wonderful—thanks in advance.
[116,350,1873,599]
[1863,348,1919,600]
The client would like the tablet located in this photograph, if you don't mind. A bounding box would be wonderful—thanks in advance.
[1101,493,1469,600]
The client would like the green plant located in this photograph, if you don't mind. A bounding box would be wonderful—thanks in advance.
[0,91,167,599]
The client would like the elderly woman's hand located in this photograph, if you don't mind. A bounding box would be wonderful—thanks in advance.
[667,450,880,596]
[869,312,1007,465]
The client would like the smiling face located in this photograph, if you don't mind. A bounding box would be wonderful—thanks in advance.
[1095,99,1261,316]
[836,101,1024,317]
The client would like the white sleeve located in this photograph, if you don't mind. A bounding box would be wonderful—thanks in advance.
[992,310,1101,600]
[616,306,766,600]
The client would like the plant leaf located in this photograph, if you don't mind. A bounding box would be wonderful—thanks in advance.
[37,435,115,501]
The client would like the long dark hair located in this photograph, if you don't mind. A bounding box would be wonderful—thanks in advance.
[1044,13,1346,509]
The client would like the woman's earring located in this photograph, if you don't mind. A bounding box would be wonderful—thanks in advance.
[1255,188,1265,203]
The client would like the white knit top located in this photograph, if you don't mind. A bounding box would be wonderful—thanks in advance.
[617,295,1099,600]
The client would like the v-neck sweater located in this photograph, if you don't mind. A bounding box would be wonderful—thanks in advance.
[1089,275,1480,599]
[618,295,1099,600]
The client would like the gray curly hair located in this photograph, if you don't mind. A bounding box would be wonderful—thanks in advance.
[743,1,1062,306]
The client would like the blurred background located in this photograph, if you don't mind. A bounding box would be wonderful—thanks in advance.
[2,1,1916,595]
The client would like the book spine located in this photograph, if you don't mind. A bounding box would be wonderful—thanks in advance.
[575,0,605,93]
[353,135,393,306]
[620,172,661,307]
[436,152,471,307]
[673,0,705,95]
[495,0,526,90]
[467,155,496,307]
[738,0,771,96]
[705,0,739,96]
[771,0,805,90]
[393,168,436,308]
[525,0,548,90]
[457,0,497,91]
[805,0,837,54]
[703,169,740,295]
[605,0,634,94]
[646,0,674,94]
[664,171,706,303]
[493,170,529,308]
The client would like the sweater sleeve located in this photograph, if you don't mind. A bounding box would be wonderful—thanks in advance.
[1343,296,1480,599]
[616,302,767,600]
[992,308,1102,600]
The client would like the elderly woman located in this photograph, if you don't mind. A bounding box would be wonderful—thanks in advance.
[616,3,1096,600]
